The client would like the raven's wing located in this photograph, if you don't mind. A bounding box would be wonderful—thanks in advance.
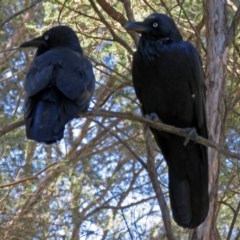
[24,49,95,143]
[24,59,53,97]
[24,55,56,131]
[186,42,208,139]
[56,52,95,116]
[25,49,95,111]
[56,54,95,101]
[25,49,95,99]
[54,50,95,118]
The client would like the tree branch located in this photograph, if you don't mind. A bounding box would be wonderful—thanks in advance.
[96,0,127,25]
[144,127,175,239]
[83,110,240,160]
[1,110,239,160]
[89,0,133,54]
[120,0,139,45]
[226,4,240,47]
[0,119,24,137]
[226,199,240,240]
[0,0,42,28]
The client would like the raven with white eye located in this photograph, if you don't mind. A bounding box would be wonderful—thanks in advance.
[125,13,209,228]
[20,26,95,144]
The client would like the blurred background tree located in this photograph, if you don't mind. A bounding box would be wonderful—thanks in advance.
[0,0,240,239]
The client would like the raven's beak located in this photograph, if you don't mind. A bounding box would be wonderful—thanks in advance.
[20,36,46,48]
[124,21,150,33]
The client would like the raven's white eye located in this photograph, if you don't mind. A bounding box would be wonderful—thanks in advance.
[152,22,158,28]
[44,35,49,40]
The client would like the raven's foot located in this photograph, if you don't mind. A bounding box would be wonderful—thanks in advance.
[145,113,162,122]
[183,127,198,146]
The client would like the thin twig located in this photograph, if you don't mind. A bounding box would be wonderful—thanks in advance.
[226,199,240,240]
[0,0,42,28]
[0,162,58,188]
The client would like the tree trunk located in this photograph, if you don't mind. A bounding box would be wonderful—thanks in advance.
[190,0,228,239]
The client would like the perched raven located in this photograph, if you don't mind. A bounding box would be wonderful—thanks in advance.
[125,13,209,228]
[20,26,95,144]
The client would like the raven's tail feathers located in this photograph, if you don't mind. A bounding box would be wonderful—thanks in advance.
[26,100,64,144]
[152,130,209,228]
[169,169,209,228]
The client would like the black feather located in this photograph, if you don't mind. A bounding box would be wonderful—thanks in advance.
[21,26,95,144]
[125,13,209,228]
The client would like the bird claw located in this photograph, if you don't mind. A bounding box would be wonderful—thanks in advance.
[145,113,162,122]
[183,127,198,146]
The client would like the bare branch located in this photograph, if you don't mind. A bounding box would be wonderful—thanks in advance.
[89,0,133,54]
[95,119,147,168]
[0,176,38,188]
[144,127,175,239]
[83,110,240,160]
[226,4,240,47]
[1,110,239,161]
[96,0,127,25]
[120,0,139,45]
[0,119,24,137]
[0,0,42,28]
[226,200,240,240]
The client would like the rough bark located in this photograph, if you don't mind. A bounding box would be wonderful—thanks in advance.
[190,1,228,239]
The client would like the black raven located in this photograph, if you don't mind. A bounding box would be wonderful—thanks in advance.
[125,13,209,228]
[20,26,95,144]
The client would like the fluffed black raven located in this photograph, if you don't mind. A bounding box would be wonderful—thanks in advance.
[125,13,209,228]
[20,26,95,144]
